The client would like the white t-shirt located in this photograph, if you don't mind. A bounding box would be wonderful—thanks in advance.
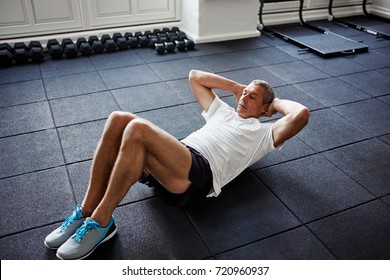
[182,96,282,197]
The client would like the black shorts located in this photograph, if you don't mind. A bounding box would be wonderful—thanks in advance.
[138,144,213,207]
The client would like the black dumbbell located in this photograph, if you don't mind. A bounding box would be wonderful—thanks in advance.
[139,35,149,48]
[144,30,152,38]
[171,27,180,33]
[116,37,128,50]
[88,36,99,46]
[28,41,44,63]
[0,43,14,67]
[62,38,78,58]
[101,34,116,52]
[124,32,133,40]
[148,36,158,48]
[128,36,138,48]
[92,40,104,54]
[184,39,195,50]
[152,29,161,36]
[75,38,91,56]
[175,40,186,51]
[161,27,170,34]
[155,43,165,54]
[112,33,123,42]
[13,42,29,64]
[47,39,63,59]
[177,32,188,41]
[164,42,175,53]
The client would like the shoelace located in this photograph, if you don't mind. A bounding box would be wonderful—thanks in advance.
[60,205,83,232]
[73,219,101,243]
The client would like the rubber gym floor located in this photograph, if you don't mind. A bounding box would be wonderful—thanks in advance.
[1,21,390,260]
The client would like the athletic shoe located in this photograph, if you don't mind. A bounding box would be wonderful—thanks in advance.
[44,205,85,249]
[56,216,117,260]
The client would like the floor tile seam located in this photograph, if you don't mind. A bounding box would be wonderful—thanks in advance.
[0,77,43,87]
[250,168,306,226]
[0,127,56,141]
[0,99,52,110]
[45,89,112,102]
[213,224,304,258]
[42,79,79,205]
[40,67,98,80]
[182,208,214,258]
[0,164,67,181]
[250,135,378,172]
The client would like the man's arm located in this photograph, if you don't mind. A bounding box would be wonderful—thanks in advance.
[266,98,310,148]
[188,70,246,112]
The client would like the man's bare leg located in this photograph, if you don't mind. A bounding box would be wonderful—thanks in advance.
[90,118,192,226]
[81,111,137,217]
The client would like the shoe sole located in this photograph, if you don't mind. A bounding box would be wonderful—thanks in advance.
[44,240,60,250]
[56,226,117,260]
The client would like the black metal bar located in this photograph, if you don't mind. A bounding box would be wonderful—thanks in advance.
[328,0,390,39]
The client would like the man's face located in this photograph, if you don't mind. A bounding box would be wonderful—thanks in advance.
[236,82,268,119]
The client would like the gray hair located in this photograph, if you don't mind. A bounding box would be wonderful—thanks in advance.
[251,80,275,104]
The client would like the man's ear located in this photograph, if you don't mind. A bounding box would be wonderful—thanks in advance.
[262,103,270,114]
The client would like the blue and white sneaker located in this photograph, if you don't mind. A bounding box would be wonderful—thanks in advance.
[44,205,85,249]
[56,216,117,260]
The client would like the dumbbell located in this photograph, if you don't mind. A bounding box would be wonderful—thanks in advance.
[62,38,78,58]
[155,43,165,55]
[184,39,195,50]
[164,42,175,53]
[47,39,63,59]
[171,27,180,33]
[112,33,128,50]
[175,40,186,52]
[88,36,104,54]
[28,41,44,63]
[148,35,158,48]
[0,43,14,67]
[13,42,29,64]
[101,34,116,52]
[77,38,92,56]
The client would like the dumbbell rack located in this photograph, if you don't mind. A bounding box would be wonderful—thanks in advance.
[0,27,196,67]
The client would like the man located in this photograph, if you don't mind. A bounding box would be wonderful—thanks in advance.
[44,70,309,260]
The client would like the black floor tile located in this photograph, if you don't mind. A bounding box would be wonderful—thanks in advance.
[323,139,390,197]
[294,77,370,107]
[135,47,191,63]
[379,133,390,145]
[331,99,390,136]
[264,61,330,84]
[298,108,371,152]
[338,70,390,97]
[0,167,75,237]
[44,72,107,99]
[112,82,184,113]
[219,37,269,52]
[382,195,390,207]
[99,64,161,89]
[185,172,301,255]
[40,56,95,78]
[304,56,371,76]
[0,64,41,84]
[194,52,258,73]
[67,160,156,205]
[0,129,64,178]
[276,44,318,60]
[378,94,390,105]
[149,58,210,81]
[308,200,390,259]
[138,104,204,140]
[0,80,46,107]
[58,120,105,163]
[89,50,144,70]
[241,47,296,67]
[346,50,390,69]
[256,155,374,223]
[0,224,59,259]
[220,67,287,88]
[96,199,211,260]
[0,101,54,137]
[165,78,197,104]
[50,91,119,127]
[274,85,323,111]
[250,136,316,170]
[217,226,335,260]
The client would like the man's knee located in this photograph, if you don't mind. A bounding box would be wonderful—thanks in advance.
[108,111,137,125]
[122,118,152,143]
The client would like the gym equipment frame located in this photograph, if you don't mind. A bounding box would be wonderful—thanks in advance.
[328,0,390,40]
[259,0,369,58]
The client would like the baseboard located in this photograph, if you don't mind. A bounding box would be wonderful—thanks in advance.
[192,30,260,44]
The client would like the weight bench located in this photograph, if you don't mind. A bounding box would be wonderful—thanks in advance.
[328,0,390,40]
[259,0,369,58]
